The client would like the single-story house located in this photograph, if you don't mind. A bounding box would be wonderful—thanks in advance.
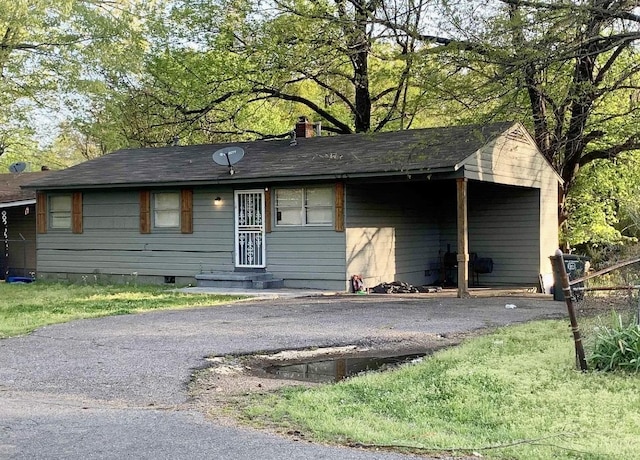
[0,171,51,279]
[23,121,561,294]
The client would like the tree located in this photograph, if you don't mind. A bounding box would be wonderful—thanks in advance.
[0,0,154,165]
[61,0,640,250]
[566,151,640,250]
[384,0,640,237]
[248,0,425,133]
[94,0,453,145]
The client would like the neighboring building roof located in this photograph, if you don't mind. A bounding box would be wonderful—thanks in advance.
[0,172,51,208]
[24,122,522,190]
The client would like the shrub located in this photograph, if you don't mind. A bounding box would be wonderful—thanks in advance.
[588,313,640,372]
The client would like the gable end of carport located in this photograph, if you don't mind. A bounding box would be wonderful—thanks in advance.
[457,123,561,188]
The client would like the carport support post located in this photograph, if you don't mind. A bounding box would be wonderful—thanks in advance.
[550,249,588,371]
[456,178,469,298]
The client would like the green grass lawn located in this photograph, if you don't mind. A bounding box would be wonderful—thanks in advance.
[0,282,244,338]
[241,320,640,459]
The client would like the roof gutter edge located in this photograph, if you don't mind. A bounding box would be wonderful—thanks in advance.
[0,199,36,209]
[22,167,458,191]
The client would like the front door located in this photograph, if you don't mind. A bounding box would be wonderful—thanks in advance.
[234,190,266,268]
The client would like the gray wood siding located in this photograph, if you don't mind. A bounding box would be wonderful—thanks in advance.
[467,182,541,286]
[345,183,442,288]
[538,165,559,277]
[266,185,346,289]
[37,188,235,280]
[265,230,346,290]
[437,182,458,260]
[436,182,543,287]
[36,187,347,289]
[3,205,37,277]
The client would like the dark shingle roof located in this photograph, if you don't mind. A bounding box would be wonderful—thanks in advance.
[24,122,517,190]
[0,172,51,204]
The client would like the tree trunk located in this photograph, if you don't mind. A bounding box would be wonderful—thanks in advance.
[353,48,370,132]
[351,0,371,133]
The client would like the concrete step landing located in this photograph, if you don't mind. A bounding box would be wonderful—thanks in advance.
[195,271,284,289]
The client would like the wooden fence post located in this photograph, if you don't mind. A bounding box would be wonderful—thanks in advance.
[550,249,588,372]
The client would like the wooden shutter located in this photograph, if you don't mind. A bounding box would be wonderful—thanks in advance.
[264,188,272,233]
[334,182,345,232]
[180,189,193,234]
[139,190,151,234]
[71,192,83,234]
[36,192,47,234]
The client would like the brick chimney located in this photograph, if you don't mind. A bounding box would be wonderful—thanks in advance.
[295,116,314,138]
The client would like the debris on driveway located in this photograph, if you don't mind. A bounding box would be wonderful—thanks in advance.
[370,281,443,294]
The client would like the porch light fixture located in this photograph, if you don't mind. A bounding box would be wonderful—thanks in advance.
[214,196,222,204]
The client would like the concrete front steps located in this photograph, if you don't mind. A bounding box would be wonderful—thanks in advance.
[195,271,284,289]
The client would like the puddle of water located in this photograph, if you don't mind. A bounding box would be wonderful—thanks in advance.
[264,354,424,383]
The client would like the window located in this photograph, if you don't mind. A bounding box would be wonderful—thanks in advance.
[49,195,72,229]
[140,189,192,234]
[275,187,332,226]
[154,192,180,228]
[39,192,82,234]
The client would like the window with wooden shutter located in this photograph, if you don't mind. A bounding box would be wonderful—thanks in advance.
[275,187,332,226]
[139,190,151,234]
[334,182,345,232]
[71,192,83,234]
[36,192,47,234]
[180,189,193,234]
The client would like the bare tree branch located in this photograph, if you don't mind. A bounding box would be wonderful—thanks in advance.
[257,87,353,133]
[579,135,640,166]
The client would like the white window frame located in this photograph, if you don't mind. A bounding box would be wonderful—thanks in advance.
[275,187,333,227]
[49,194,72,230]
[153,191,180,229]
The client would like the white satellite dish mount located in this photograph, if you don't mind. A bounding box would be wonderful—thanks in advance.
[8,162,27,174]
[212,147,245,175]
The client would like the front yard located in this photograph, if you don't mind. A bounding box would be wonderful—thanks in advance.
[231,319,640,460]
[3,282,638,459]
[0,282,243,338]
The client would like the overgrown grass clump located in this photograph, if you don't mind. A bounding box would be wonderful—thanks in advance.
[588,312,640,372]
[242,320,640,459]
[0,282,244,338]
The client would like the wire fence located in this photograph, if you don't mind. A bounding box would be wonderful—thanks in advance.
[574,284,640,325]
[571,257,640,321]
[567,256,640,351]
[550,249,640,371]
[0,238,36,279]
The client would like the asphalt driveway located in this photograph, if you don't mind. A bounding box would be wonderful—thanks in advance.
[0,294,565,459]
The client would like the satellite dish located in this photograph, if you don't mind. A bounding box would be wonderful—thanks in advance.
[212,147,245,175]
[8,162,27,173]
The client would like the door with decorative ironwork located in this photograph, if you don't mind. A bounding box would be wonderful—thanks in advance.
[234,190,266,268]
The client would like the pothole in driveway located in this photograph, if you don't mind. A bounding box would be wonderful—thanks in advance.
[188,334,474,428]
[263,352,426,383]
[191,334,469,403]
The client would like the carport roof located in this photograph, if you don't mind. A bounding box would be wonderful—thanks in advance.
[24,121,519,190]
[0,172,50,206]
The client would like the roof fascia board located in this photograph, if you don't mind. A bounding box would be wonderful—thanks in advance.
[25,168,458,191]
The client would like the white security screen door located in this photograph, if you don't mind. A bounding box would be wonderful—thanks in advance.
[234,190,266,268]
